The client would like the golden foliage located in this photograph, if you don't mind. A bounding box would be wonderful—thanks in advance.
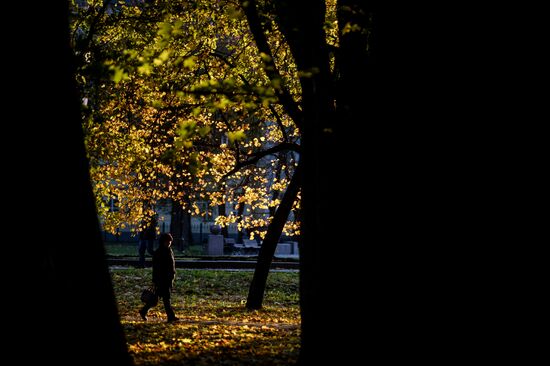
[72,0,307,237]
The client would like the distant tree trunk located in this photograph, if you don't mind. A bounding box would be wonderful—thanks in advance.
[23,2,133,365]
[170,199,192,251]
[246,163,303,309]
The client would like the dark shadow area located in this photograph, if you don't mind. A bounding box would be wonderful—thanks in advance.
[10,2,132,365]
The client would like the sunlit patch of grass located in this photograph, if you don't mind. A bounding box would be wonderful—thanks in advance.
[112,268,300,365]
[125,322,300,366]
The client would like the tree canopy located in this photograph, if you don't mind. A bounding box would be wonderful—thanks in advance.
[71,0,308,239]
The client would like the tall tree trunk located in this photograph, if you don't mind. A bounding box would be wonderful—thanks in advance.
[272,1,338,364]
[246,163,303,309]
[275,2,451,364]
[16,2,133,365]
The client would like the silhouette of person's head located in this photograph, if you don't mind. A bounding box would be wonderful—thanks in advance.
[159,233,173,247]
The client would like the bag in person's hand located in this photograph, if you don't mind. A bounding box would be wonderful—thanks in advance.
[140,287,157,304]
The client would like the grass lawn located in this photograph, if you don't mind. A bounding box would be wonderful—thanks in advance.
[111,268,300,365]
[105,242,205,257]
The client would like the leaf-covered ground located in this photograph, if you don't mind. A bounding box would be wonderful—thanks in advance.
[111,268,300,365]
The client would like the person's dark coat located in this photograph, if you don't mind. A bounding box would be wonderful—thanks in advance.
[152,245,175,289]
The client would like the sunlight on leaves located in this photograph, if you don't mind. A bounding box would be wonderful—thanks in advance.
[227,130,246,143]
[183,56,197,69]
[112,268,300,366]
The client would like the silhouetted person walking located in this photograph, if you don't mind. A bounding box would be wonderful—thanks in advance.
[139,233,179,322]
[138,215,157,268]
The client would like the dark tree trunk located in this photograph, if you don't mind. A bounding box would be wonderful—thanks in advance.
[170,199,192,251]
[271,1,337,364]
[181,205,192,246]
[272,2,464,364]
[13,2,133,365]
[246,163,303,309]
[240,0,307,312]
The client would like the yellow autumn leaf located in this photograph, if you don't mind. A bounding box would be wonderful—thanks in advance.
[183,56,196,69]
[227,130,246,143]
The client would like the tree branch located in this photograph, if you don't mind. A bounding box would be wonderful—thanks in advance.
[268,105,289,142]
[224,142,300,178]
[211,51,290,141]
[239,0,303,130]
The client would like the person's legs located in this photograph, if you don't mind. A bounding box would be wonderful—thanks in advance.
[158,287,177,321]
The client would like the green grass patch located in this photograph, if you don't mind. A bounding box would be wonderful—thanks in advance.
[112,268,300,365]
[105,242,205,257]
